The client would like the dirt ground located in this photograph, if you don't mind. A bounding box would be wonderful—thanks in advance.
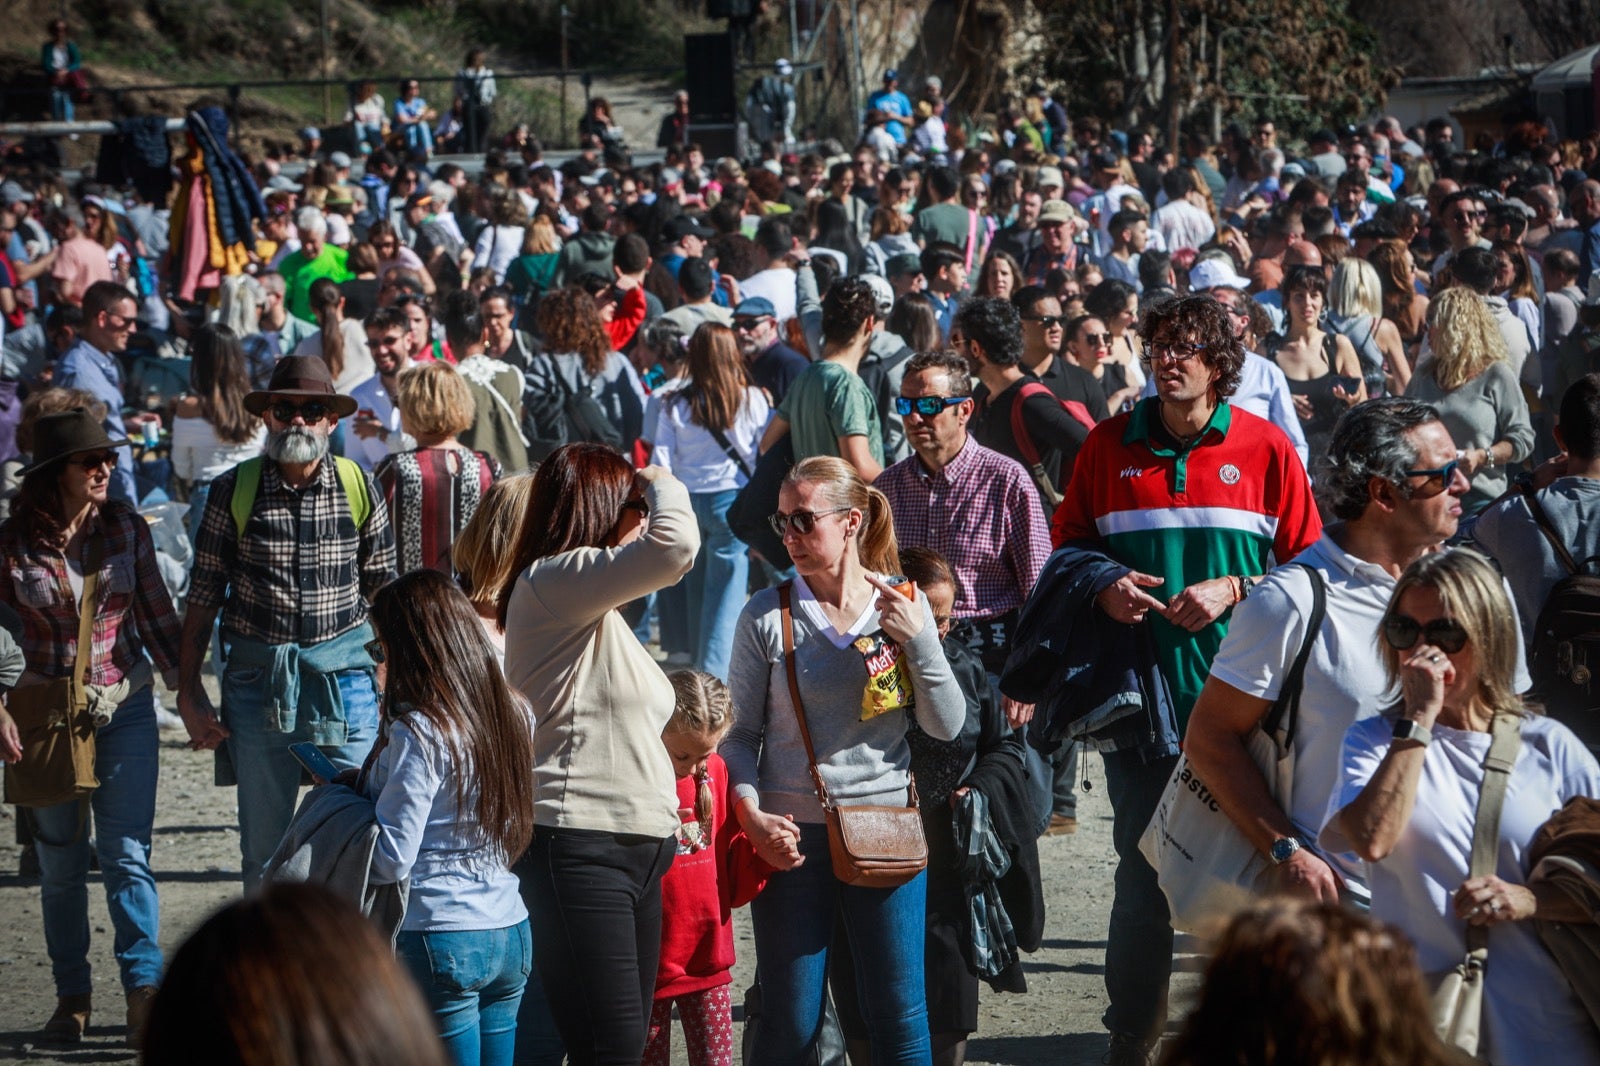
[0,678,1201,1066]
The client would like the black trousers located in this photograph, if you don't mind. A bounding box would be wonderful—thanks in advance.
[516,825,676,1065]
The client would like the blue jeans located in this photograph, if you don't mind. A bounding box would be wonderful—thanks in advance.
[1101,749,1178,1044]
[686,489,748,680]
[397,921,532,1066]
[50,87,74,122]
[749,822,930,1065]
[221,660,379,890]
[33,686,162,996]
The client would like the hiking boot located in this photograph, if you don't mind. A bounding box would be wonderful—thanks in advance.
[1103,1032,1154,1066]
[1046,814,1079,836]
[43,993,91,1044]
[126,986,158,1048]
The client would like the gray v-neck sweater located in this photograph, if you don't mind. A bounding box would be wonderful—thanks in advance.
[722,584,965,823]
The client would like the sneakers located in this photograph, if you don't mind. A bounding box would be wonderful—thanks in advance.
[1045,813,1079,836]
[126,986,158,1048]
[1103,1032,1155,1066]
[43,993,91,1044]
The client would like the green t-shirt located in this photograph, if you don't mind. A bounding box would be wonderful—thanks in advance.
[778,360,885,467]
[280,245,352,323]
[912,202,979,258]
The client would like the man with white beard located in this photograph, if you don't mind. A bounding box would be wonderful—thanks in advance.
[176,356,397,890]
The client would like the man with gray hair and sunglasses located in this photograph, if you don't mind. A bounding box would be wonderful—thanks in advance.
[1186,398,1487,913]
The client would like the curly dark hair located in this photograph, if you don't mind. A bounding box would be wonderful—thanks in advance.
[536,286,612,375]
[1138,294,1245,400]
[954,297,1024,369]
[819,277,879,347]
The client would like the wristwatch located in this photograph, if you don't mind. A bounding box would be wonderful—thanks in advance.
[1392,717,1433,747]
[1269,836,1303,864]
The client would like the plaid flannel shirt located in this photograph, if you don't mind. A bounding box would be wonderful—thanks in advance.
[0,502,182,685]
[189,457,397,646]
[875,438,1050,620]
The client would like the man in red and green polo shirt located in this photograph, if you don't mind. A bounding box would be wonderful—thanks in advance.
[1051,293,1320,1065]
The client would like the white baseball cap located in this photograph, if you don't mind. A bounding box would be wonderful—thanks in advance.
[1188,257,1251,292]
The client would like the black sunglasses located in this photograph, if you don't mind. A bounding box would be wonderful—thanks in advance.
[895,396,969,418]
[270,401,332,423]
[769,507,850,537]
[363,637,386,664]
[74,450,118,471]
[1024,315,1065,329]
[1383,614,1469,654]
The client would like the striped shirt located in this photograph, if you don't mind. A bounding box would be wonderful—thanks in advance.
[875,438,1050,621]
[0,502,182,685]
[190,456,397,646]
[375,446,500,576]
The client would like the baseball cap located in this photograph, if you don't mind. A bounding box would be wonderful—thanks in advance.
[862,274,894,316]
[1310,128,1339,147]
[266,175,303,193]
[299,126,321,140]
[1188,257,1251,291]
[329,151,353,168]
[885,253,923,278]
[1038,200,1076,225]
[992,159,1018,177]
[1037,166,1065,190]
[734,297,777,319]
[1090,151,1122,173]
[884,69,899,82]
[660,167,683,187]
[0,181,36,206]
[666,215,716,242]
[404,190,434,211]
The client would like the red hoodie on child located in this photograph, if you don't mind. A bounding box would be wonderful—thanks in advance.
[656,752,772,999]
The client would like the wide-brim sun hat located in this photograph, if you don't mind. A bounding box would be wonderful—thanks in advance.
[18,408,129,479]
[244,355,359,419]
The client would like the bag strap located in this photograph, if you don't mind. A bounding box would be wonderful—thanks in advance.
[544,351,577,401]
[71,530,105,692]
[1464,712,1522,953]
[1261,563,1326,745]
[231,455,371,537]
[1520,482,1581,575]
[964,208,980,274]
[777,584,831,808]
[706,421,753,479]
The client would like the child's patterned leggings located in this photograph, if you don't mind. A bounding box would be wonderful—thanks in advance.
[643,984,735,1066]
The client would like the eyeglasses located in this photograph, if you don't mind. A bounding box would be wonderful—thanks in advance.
[1143,343,1207,366]
[270,401,332,423]
[769,507,850,537]
[895,395,970,417]
[74,451,117,471]
[1399,458,1461,497]
[1382,614,1469,654]
[1024,315,1065,329]
[363,637,386,664]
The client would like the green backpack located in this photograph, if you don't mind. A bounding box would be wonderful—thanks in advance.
[228,455,373,537]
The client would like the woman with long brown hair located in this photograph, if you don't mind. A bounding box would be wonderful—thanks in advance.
[364,569,538,1066]
[170,324,265,542]
[1369,238,1429,357]
[293,276,373,394]
[499,444,700,1064]
[722,456,965,1063]
[651,323,769,680]
[530,286,649,451]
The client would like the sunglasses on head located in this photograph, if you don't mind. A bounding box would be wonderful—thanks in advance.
[1383,614,1469,654]
[769,507,850,537]
[74,451,118,471]
[270,401,332,423]
[894,395,969,417]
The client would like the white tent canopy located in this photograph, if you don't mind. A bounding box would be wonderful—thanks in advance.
[1532,44,1599,92]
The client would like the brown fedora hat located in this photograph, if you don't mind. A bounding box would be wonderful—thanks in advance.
[244,355,359,419]
[18,408,128,478]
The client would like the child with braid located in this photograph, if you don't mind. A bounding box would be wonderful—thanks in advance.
[647,671,772,1066]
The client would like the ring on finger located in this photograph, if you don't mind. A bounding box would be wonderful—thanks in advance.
[1428,654,1441,663]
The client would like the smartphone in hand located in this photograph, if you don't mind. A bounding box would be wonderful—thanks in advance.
[288,742,341,784]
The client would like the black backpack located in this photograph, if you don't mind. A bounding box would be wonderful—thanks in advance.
[1522,484,1600,750]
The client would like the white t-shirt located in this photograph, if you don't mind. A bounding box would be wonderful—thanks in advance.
[1321,714,1600,1066]
[1207,532,1396,889]
[472,225,526,284]
[293,318,374,395]
[738,267,799,325]
[170,417,267,483]
[1151,198,1216,253]
[650,385,769,494]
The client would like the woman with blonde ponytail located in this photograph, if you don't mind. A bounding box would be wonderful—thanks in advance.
[721,455,965,1064]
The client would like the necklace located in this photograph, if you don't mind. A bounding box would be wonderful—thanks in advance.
[1159,404,1207,445]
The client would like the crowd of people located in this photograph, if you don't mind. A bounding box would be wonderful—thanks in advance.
[1,33,1600,1066]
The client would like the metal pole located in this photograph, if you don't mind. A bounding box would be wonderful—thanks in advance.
[320,0,332,125]
[560,5,570,147]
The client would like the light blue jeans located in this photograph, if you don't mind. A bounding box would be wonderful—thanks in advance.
[749,822,931,1065]
[686,489,749,680]
[220,660,379,890]
[33,685,162,996]
[397,921,532,1066]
